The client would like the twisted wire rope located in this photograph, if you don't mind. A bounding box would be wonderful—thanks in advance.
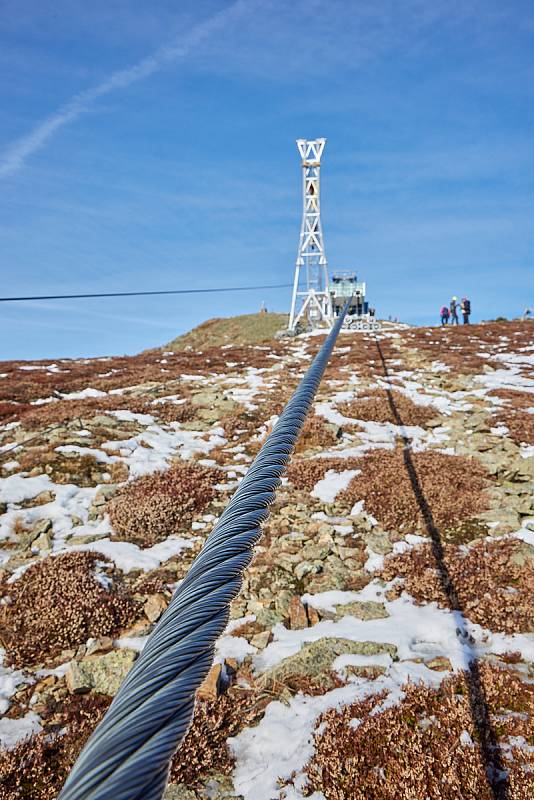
[59,300,351,800]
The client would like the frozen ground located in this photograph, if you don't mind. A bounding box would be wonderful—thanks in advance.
[0,320,533,798]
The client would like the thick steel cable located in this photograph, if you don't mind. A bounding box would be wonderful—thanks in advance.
[59,300,351,800]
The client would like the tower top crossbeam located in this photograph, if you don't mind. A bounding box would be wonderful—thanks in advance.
[296,138,326,166]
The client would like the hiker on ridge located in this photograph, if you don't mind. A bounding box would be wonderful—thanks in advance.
[450,297,459,325]
[440,305,450,326]
[461,297,471,324]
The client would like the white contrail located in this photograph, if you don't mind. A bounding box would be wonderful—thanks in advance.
[0,1,246,179]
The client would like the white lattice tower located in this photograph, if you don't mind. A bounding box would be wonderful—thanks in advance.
[288,138,333,331]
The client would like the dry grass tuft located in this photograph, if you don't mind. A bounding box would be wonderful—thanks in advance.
[302,664,534,800]
[488,389,534,409]
[15,448,117,487]
[0,694,111,800]
[166,311,288,351]
[286,457,363,492]
[496,412,534,447]
[0,552,139,667]
[0,392,197,430]
[487,388,534,445]
[322,336,400,380]
[220,404,262,440]
[380,537,534,633]
[108,462,223,546]
[294,415,341,454]
[338,448,491,532]
[0,341,291,408]
[399,320,534,376]
[169,685,269,787]
[337,389,437,428]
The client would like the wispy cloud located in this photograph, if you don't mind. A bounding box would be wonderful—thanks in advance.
[4,298,182,330]
[0,0,247,179]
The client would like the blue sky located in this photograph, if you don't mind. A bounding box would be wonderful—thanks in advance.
[1,0,533,359]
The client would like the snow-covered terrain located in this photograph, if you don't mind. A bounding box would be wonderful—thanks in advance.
[0,319,533,798]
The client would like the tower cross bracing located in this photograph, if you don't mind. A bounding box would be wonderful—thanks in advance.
[289,138,333,331]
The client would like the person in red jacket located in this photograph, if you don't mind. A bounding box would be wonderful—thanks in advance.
[440,305,450,326]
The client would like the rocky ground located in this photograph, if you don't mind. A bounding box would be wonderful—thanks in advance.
[0,318,533,799]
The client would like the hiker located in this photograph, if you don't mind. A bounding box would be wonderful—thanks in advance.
[450,296,459,325]
[461,297,471,324]
[440,305,450,326]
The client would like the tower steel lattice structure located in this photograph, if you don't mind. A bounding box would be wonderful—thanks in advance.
[288,138,333,331]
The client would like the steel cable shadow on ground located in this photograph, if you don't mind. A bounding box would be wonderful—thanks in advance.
[374,338,509,800]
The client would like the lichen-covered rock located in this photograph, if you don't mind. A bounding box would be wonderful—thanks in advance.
[334,600,389,621]
[250,631,271,649]
[66,649,137,695]
[507,541,534,567]
[258,637,397,691]
[163,784,198,800]
[425,656,452,671]
[363,529,393,555]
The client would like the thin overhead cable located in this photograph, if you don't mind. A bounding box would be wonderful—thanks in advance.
[0,283,292,303]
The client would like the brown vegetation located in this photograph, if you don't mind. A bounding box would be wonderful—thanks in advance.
[488,390,534,446]
[0,342,290,408]
[14,449,121,486]
[286,457,362,491]
[337,389,437,428]
[219,404,262,440]
[0,552,139,667]
[108,462,223,546]
[1,318,533,800]
[166,311,288,351]
[488,389,534,408]
[0,683,267,799]
[294,415,341,454]
[168,685,269,787]
[400,321,534,375]
[320,339,398,380]
[496,412,534,446]
[0,391,196,429]
[0,694,111,800]
[302,664,534,800]
[338,448,491,532]
[380,537,534,633]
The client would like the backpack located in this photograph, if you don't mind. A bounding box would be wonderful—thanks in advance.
[464,299,471,314]
[440,306,448,316]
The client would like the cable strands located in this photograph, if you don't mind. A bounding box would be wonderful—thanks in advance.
[58,300,351,800]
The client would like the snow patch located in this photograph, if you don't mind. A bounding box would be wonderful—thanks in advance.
[311,470,360,503]
[68,536,195,573]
